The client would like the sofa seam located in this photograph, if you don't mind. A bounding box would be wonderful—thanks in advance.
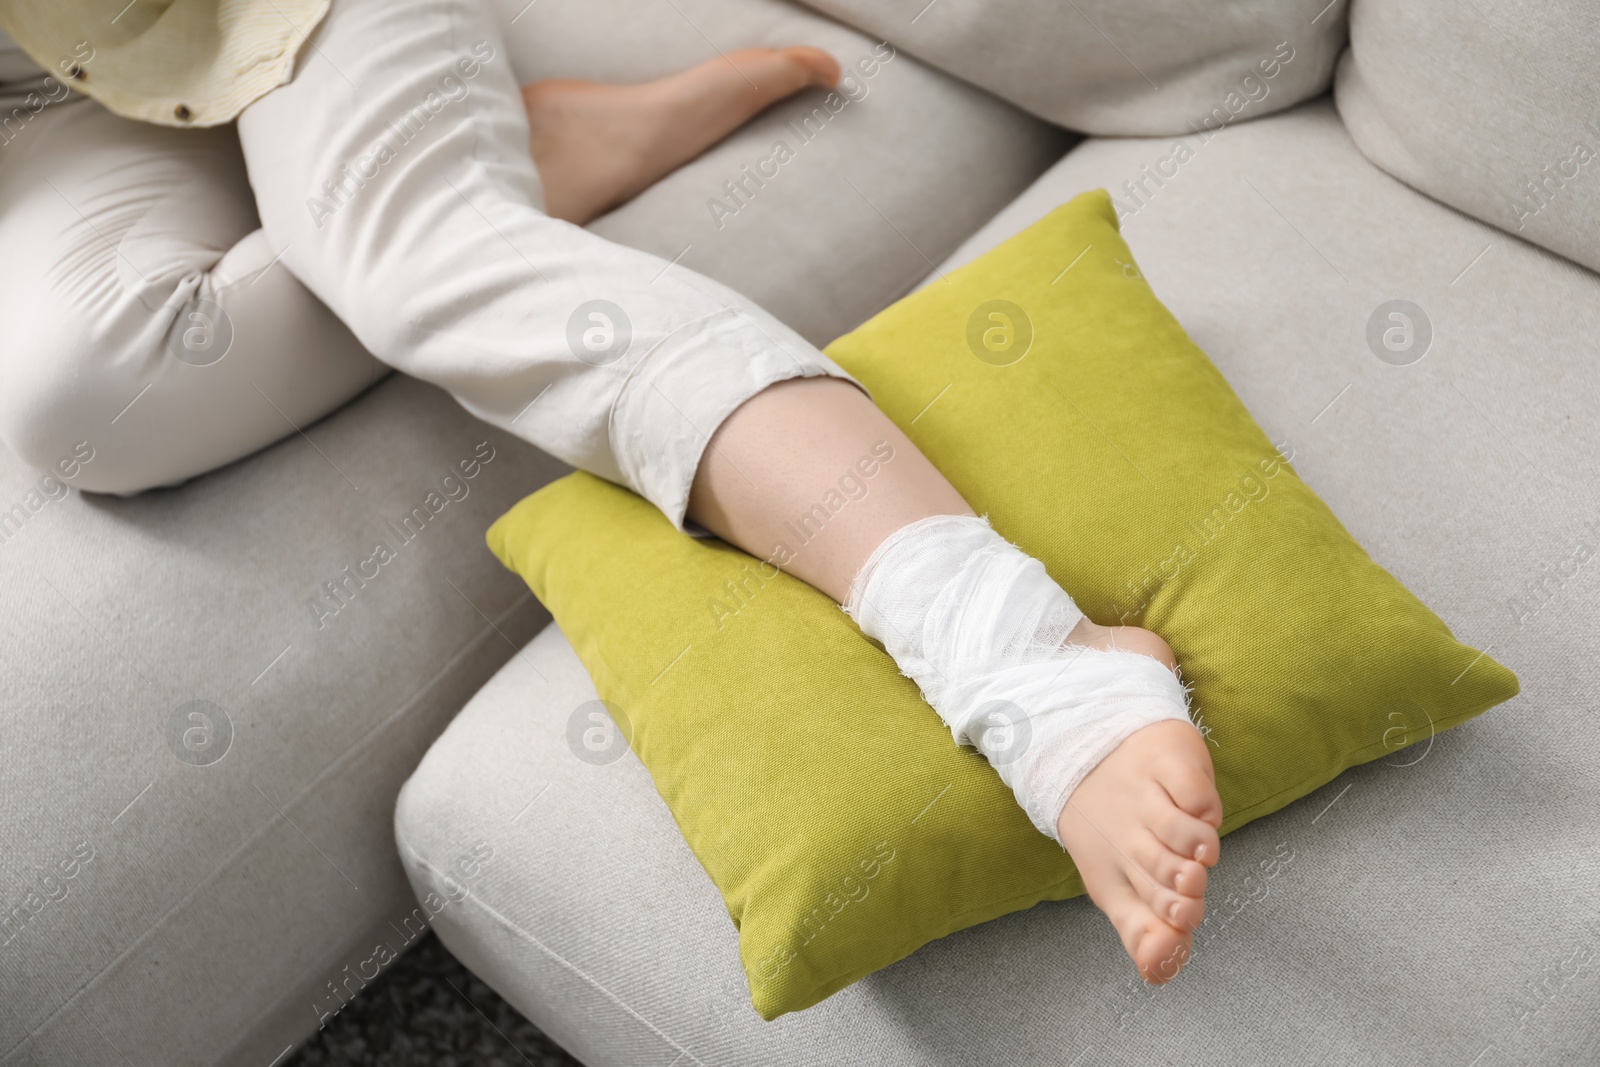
[211,589,544,1066]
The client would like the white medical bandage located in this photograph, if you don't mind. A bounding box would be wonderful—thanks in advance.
[845,515,1193,843]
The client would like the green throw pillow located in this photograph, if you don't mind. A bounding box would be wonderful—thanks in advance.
[486,190,1518,1019]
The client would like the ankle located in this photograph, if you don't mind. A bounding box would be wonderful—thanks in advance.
[1065,619,1178,672]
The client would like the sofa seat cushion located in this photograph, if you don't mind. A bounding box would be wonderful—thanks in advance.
[395,99,1600,1066]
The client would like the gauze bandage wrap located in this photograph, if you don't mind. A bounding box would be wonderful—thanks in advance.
[845,515,1193,843]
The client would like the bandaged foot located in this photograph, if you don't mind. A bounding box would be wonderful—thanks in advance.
[846,515,1223,983]
[522,47,840,225]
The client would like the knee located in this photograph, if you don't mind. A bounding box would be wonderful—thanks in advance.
[0,306,162,495]
[0,374,147,496]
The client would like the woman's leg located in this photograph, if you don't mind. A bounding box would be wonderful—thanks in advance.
[688,377,1223,982]
[0,97,383,494]
[523,46,840,224]
[237,1,847,534]
[237,0,1220,981]
[522,71,1225,976]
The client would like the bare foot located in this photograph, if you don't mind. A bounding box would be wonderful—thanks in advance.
[1055,619,1224,983]
[522,46,840,225]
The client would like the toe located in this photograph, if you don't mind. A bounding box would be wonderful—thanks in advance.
[1137,921,1192,984]
[1163,893,1206,938]
[1145,789,1223,867]
[1124,830,1207,933]
[1132,832,1210,897]
[783,46,841,88]
[1127,865,1206,935]
[1172,857,1209,897]
[1122,901,1192,984]
[1090,875,1192,982]
[1156,758,1225,830]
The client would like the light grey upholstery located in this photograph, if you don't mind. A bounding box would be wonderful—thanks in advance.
[395,100,1600,1066]
[791,0,1346,135]
[0,374,566,1067]
[0,1,1066,1063]
[1336,0,1600,275]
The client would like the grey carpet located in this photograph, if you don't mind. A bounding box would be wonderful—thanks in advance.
[286,932,583,1066]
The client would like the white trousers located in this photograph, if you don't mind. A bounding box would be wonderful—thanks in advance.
[0,93,385,493]
[0,0,850,520]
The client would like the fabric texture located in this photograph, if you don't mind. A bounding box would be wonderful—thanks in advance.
[481,187,1517,1019]
[793,0,1345,135]
[396,99,1599,1065]
[0,0,327,127]
[0,94,385,494]
[1335,0,1600,274]
[845,513,1193,840]
[0,0,1066,1061]
[0,374,567,1067]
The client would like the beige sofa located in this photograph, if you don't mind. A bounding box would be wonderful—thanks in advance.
[3,0,1596,1064]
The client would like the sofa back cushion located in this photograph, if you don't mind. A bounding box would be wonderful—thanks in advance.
[793,0,1346,135]
[1336,0,1600,274]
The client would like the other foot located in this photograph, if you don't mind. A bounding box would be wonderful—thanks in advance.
[523,46,840,224]
[1056,620,1224,984]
